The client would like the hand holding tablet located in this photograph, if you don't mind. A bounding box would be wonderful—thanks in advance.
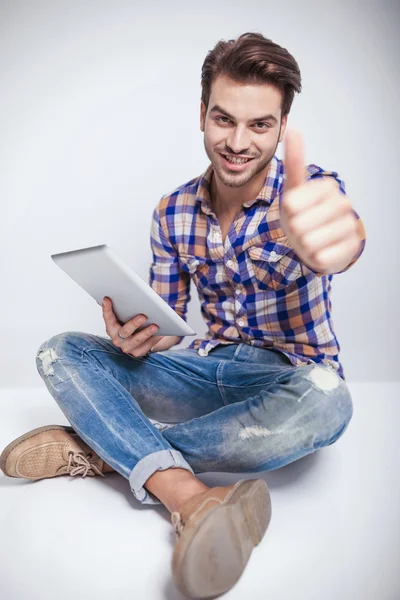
[101,296,169,357]
[51,244,196,338]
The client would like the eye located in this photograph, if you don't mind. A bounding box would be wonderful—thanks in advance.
[215,116,271,130]
[215,116,231,124]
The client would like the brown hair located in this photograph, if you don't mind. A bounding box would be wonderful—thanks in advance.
[201,32,302,119]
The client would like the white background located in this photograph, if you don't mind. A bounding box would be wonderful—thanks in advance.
[1,0,399,387]
[1,4,399,600]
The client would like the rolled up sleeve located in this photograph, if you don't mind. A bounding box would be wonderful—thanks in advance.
[148,200,191,321]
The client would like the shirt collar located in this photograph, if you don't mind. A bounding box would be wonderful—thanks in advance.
[195,154,283,215]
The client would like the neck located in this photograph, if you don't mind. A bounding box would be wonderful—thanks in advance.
[210,163,270,217]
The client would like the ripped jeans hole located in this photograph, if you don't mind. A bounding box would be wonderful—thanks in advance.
[238,425,271,440]
[304,365,341,396]
[37,348,58,376]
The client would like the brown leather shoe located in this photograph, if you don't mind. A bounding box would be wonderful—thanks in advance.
[171,478,271,599]
[0,425,115,479]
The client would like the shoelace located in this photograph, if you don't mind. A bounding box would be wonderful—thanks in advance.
[170,495,224,538]
[66,451,106,478]
[171,511,185,537]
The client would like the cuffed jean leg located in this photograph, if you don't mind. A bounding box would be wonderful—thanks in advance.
[35,332,197,505]
[128,449,195,504]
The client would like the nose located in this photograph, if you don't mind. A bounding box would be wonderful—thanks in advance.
[226,125,250,155]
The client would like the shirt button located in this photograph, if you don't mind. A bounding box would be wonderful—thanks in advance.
[270,250,278,261]
[235,288,240,295]
[238,319,245,327]
[226,259,234,267]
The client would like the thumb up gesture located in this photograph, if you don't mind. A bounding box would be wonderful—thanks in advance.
[280,130,361,275]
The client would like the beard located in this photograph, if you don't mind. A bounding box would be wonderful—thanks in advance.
[203,130,281,189]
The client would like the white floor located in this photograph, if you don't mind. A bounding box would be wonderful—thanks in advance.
[0,384,399,600]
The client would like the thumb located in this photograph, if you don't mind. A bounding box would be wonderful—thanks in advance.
[284,129,306,192]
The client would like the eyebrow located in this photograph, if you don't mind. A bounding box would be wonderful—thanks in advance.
[209,104,278,124]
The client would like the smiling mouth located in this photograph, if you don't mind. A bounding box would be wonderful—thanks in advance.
[220,153,256,165]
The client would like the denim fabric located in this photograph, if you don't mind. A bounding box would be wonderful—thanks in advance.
[36,332,353,505]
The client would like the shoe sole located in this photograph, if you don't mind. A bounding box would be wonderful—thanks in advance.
[172,478,271,598]
[0,424,76,477]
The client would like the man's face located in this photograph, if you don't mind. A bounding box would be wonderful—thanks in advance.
[200,75,287,188]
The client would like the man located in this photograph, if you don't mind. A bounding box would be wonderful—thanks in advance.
[0,32,366,599]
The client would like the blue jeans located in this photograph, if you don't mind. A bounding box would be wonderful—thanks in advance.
[36,332,353,505]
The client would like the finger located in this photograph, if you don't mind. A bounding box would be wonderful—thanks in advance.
[114,320,152,349]
[285,176,337,219]
[118,313,149,339]
[116,324,159,350]
[102,296,119,326]
[290,185,348,231]
[126,334,165,357]
[102,296,123,337]
[310,234,360,271]
[124,324,160,347]
[302,213,358,256]
[284,129,306,192]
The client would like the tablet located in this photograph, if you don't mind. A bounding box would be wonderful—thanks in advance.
[51,244,196,337]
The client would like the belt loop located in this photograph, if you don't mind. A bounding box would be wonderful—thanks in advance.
[233,343,242,360]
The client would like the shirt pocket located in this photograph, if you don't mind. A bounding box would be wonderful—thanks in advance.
[247,241,302,291]
[178,255,210,291]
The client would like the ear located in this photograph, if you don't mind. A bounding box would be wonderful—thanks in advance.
[200,101,206,132]
[278,114,288,143]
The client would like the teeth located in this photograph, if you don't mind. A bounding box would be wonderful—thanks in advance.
[224,155,249,164]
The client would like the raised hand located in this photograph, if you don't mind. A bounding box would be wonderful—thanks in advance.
[280,129,360,274]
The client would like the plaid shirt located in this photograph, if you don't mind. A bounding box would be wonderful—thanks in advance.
[149,155,366,381]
